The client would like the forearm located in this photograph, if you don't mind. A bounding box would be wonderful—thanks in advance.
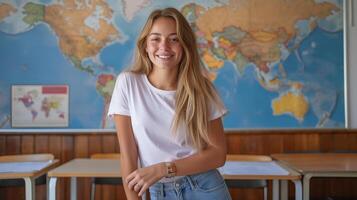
[174,118,227,176]
[174,145,226,176]
[121,159,141,200]
[113,115,141,200]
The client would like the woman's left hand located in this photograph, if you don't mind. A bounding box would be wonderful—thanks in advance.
[126,162,166,196]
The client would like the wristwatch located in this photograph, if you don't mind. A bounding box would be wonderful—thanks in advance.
[165,162,177,178]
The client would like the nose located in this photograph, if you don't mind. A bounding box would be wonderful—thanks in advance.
[159,39,169,50]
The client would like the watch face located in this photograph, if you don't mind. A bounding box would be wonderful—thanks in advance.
[165,162,177,177]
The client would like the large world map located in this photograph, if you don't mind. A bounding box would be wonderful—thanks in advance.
[0,0,345,130]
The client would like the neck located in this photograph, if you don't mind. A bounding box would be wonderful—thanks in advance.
[148,68,178,91]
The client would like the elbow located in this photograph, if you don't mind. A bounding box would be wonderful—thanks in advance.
[216,148,227,168]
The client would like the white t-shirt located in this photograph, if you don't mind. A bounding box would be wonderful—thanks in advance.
[108,72,226,168]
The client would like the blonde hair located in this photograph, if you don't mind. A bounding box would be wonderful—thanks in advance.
[131,7,224,150]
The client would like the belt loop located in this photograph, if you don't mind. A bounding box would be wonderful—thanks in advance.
[186,175,196,190]
[160,182,164,198]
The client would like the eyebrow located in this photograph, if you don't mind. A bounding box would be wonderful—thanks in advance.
[148,33,178,36]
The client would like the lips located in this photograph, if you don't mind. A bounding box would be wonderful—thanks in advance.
[156,54,173,59]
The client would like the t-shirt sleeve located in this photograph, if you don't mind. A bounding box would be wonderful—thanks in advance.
[107,73,130,117]
[209,100,228,121]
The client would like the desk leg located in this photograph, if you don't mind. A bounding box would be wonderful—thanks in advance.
[46,175,50,200]
[280,180,288,200]
[23,177,35,200]
[71,177,77,200]
[303,174,312,200]
[49,177,57,200]
[292,180,302,200]
[272,180,279,200]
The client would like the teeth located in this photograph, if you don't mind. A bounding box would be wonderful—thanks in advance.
[157,55,171,59]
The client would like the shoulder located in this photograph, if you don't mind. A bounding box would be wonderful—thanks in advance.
[117,71,143,81]
[115,71,144,85]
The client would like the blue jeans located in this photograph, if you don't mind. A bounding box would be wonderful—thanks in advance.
[149,169,232,200]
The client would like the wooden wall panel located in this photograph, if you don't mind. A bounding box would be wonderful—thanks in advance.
[74,135,89,200]
[61,135,74,200]
[0,135,6,155]
[2,135,22,200]
[35,135,49,154]
[21,135,34,154]
[102,135,119,200]
[0,130,357,200]
[49,135,62,161]
[34,135,49,200]
[47,135,64,200]
[5,136,20,155]
[102,135,117,153]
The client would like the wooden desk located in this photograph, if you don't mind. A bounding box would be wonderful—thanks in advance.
[271,153,357,200]
[49,158,302,200]
[47,158,121,200]
[0,160,59,200]
[220,161,302,200]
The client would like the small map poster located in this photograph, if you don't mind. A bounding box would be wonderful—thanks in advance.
[11,85,69,127]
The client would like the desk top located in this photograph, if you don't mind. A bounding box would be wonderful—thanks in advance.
[271,153,357,173]
[48,158,301,180]
[220,161,300,180]
[0,160,59,179]
[48,158,121,178]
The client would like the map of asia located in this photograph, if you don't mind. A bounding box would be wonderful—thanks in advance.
[0,0,345,130]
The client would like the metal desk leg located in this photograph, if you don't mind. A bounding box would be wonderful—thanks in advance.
[280,180,288,200]
[71,177,77,200]
[46,175,50,200]
[24,177,35,200]
[303,174,312,200]
[263,186,268,200]
[49,177,58,200]
[272,180,280,200]
[293,180,302,200]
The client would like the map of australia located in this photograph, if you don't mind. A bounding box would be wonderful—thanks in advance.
[0,0,345,129]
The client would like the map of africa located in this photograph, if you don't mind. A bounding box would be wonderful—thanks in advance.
[0,0,345,130]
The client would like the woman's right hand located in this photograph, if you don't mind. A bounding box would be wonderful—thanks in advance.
[126,162,167,197]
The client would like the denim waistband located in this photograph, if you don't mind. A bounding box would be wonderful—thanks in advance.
[151,169,218,191]
[159,176,184,183]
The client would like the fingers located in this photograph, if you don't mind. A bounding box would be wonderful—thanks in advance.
[138,183,148,197]
[126,171,135,184]
[127,171,146,193]
[125,167,159,196]
[127,180,135,190]
[126,171,139,190]
[126,177,135,190]
[133,182,142,192]
[129,178,146,195]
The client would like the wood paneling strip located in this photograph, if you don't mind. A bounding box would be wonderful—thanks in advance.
[0,135,6,155]
[5,135,20,155]
[74,135,89,200]
[21,135,34,154]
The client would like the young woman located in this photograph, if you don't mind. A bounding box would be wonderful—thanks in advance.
[108,7,231,200]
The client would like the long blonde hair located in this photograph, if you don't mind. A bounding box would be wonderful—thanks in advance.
[131,7,224,150]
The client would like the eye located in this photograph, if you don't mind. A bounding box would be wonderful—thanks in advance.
[169,37,179,43]
[150,38,160,42]
[148,36,160,42]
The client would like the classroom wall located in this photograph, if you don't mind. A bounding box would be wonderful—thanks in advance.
[1,2,357,200]
[1,130,357,200]
[348,0,357,128]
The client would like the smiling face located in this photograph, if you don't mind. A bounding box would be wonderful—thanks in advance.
[146,17,183,71]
